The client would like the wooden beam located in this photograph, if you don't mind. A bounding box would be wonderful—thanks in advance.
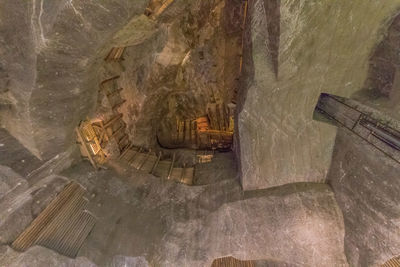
[151,152,162,174]
[112,99,126,110]
[75,128,97,170]
[167,153,175,180]
[152,0,175,19]
[104,114,123,128]
[139,151,152,170]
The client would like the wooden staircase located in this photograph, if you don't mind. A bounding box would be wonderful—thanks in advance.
[119,146,194,185]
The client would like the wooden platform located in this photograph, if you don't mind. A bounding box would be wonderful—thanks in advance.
[12,182,96,258]
[171,101,234,150]
[211,257,255,267]
[120,147,194,185]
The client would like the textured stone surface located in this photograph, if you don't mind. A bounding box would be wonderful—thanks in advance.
[0,245,97,267]
[327,129,400,266]
[353,13,400,121]
[0,129,43,177]
[0,170,69,245]
[61,159,347,266]
[0,0,148,160]
[0,166,32,244]
[0,165,28,199]
[237,0,400,190]
[111,0,242,148]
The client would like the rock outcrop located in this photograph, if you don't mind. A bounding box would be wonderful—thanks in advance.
[237,0,400,190]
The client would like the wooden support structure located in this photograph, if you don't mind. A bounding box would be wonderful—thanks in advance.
[167,153,175,179]
[119,146,194,185]
[105,47,125,62]
[151,152,162,174]
[151,0,175,19]
[112,99,126,110]
[315,93,400,164]
[75,127,98,170]
[382,256,400,267]
[104,114,123,128]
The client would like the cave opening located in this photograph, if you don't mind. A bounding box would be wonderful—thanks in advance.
[1,0,400,266]
[74,0,246,187]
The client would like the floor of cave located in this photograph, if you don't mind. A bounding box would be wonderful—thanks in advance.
[61,150,239,265]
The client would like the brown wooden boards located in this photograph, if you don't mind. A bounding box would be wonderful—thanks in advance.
[119,147,194,185]
[12,182,96,258]
[211,257,255,267]
[105,47,125,62]
[381,256,400,267]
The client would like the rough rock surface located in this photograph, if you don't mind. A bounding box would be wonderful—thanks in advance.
[237,0,400,190]
[0,245,97,267]
[0,169,69,245]
[0,166,32,244]
[0,0,148,160]
[0,0,241,160]
[62,158,348,267]
[327,129,400,266]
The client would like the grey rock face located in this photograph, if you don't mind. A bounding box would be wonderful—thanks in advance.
[0,166,32,244]
[63,160,348,267]
[327,129,400,266]
[111,255,149,267]
[0,245,97,267]
[0,165,28,199]
[0,170,69,245]
[0,0,148,161]
[237,0,400,190]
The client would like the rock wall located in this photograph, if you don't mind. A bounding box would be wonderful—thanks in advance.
[237,0,400,190]
[327,128,400,266]
[63,161,348,266]
[0,0,148,160]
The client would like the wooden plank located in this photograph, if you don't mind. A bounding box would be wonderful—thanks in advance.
[181,167,194,185]
[150,152,162,174]
[13,181,96,258]
[104,114,123,128]
[131,152,146,169]
[167,153,176,180]
[75,127,97,170]
[139,151,152,170]
[128,148,142,165]
[211,256,255,267]
[115,47,125,59]
[100,76,120,86]
[112,99,126,110]
[140,154,158,173]
[12,182,81,251]
[119,143,134,160]
[152,0,175,18]
[153,160,170,178]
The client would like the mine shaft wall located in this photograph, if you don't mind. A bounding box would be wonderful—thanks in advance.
[236,0,400,190]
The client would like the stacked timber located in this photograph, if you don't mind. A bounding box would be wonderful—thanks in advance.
[12,182,96,258]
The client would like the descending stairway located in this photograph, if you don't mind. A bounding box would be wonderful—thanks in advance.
[12,182,96,258]
[119,146,194,185]
[171,102,235,151]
